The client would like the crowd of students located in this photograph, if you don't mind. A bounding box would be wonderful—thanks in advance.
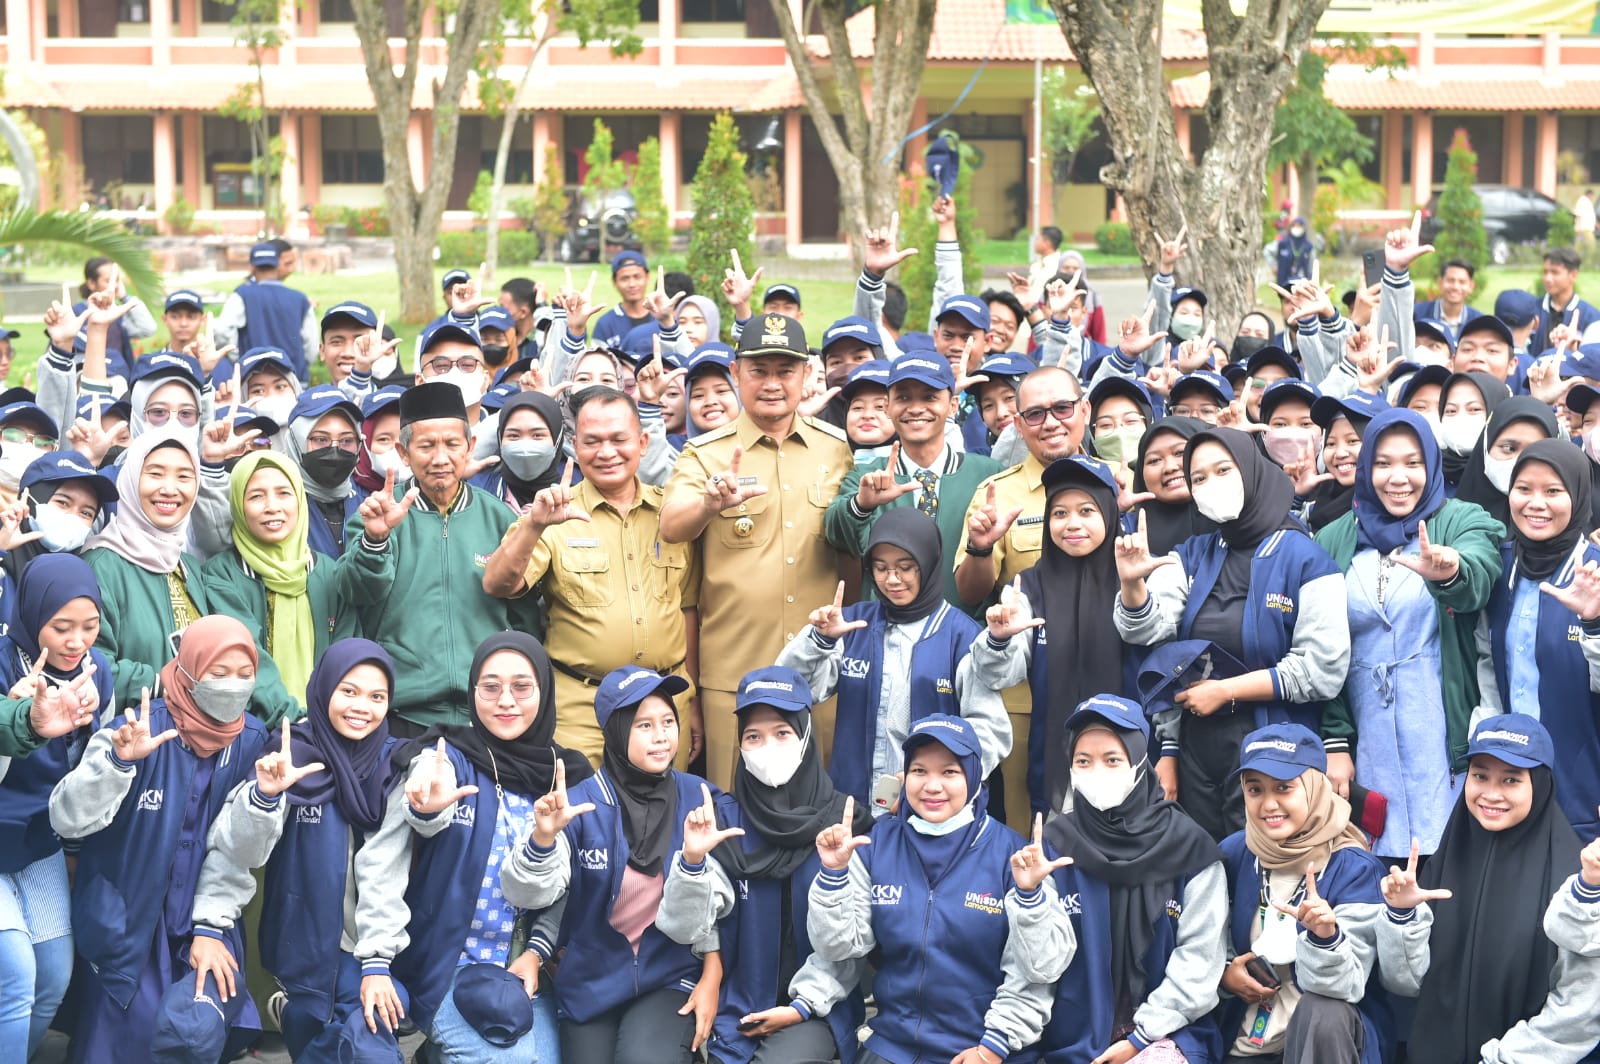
[1,193,1600,1064]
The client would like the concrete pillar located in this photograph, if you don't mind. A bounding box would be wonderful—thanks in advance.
[1382,113,1404,209]
[181,112,203,206]
[659,111,681,215]
[1174,110,1192,162]
[906,97,929,169]
[56,0,76,37]
[179,0,197,37]
[1506,113,1526,187]
[1543,32,1561,80]
[153,111,176,220]
[300,113,322,208]
[27,0,44,61]
[279,112,300,231]
[61,112,82,206]
[151,0,171,66]
[659,0,676,69]
[783,109,802,250]
[1536,111,1559,197]
[5,0,32,65]
[1412,113,1433,207]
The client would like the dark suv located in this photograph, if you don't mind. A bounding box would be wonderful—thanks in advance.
[1419,184,1563,265]
[557,188,641,263]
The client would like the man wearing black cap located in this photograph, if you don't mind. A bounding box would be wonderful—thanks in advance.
[213,242,317,384]
[338,381,534,733]
[661,313,852,789]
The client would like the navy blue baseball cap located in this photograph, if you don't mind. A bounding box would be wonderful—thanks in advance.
[898,331,936,354]
[822,315,882,354]
[887,353,955,392]
[926,133,960,198]
[1413,317,1455,353]
[1170,370,1234,406]
[238,346,296,384]
[1493,289,1540,329]
[1236,723,1327,780]
[331,1011,406,1063]
[1311,389,1389,431]
[249,242,279,268]
[1042,453,1121,500]
[288,385,361,427]
[1560,343,1600,381]
[1065,694,1151,743]
[21,450,118,505]
[212,404,279,440]
[1137,640,1248,719]
[685,343,736,382]
[361,385,408,421]
[1566,382,1600,417]
[763,283,802,308]
[1245,345,1303,382]
[976,351,1034,383]
[149,969,244,1063]
[935,295,990,333]
[1258,378,1320,423]
[441,268,472,291]
[594,665,690,729]
[841,359,891,404]
[736,666,814,714]
[1171,286,1208,309]
[901,713,982,761]
[75,392,130,425]
[0,327,17,341]
[418,319,482,354]
[0,401,57,439]
[164,289,205,313]
[450,963,533,1047]
[1467,713,1555,769]
[1395,363,1451,409]
[130,350,204,388]
[320,300,379,332]
[1087,376,1154,417]
[1460,315,1515,350]
[480,381,522,414]
[477,307,516,335]
[611,249,647,275]
[1221,362,1250,391]
[618,323,659,366]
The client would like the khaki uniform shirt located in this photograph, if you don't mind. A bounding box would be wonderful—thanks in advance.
[954,453,1050,592]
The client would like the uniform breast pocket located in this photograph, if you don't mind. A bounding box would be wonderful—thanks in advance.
[714,492,772,550]
[648,548,688,603]
[560,547,616,607]
[1008,515,1045,555]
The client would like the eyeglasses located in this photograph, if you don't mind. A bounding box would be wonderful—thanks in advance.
[869,560,920,579]
[1092,414,1146,433]
[0,427,56,450]
[145,405,200,427]
[476,680,539,702]
[1171,403,1221,419]
[1018,399,1081,428]
[424,355,481,376]
[306,433,361,454]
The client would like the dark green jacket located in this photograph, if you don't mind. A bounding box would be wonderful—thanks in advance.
[84,547,213,713]
[1314,497,1504,771]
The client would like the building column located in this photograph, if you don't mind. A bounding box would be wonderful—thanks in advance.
[532,110,554,180]
[1382,113,1404,209]
[406,113,427,190]
[151,0,171,65]
[1505,113,1526,188]
[5,0,33,65]
[1174,109,1192,162]
[279,112,301,233]
[1411,112,1433,207]
[659,0,677,69]
[300,113,322,209]
[181,112,203,206]
[61,113,82,206]
[783,108,802,250]
[179,0,198,37]
[1536,111,1559,197]
[56,0,76,37]
[906,97,929,170]
[153,111,176,221]
[659,111,681,215]
[27,0,44,58]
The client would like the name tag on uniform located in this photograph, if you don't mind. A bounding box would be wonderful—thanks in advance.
[568,537,601,548]
[1015,515,1044,527]
[738,476,759,486]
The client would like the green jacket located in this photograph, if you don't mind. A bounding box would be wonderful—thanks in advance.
[84,547,213,713]
[337,482,538,729]
[201,547,358,727]
[1314,497,1504,772]
[824,451,1003,612]
[0,697,46,759]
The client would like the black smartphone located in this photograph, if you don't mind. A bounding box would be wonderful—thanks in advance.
[1362,249,1384,290]
[1245,955,1282,991]
[737,1017,764,1033]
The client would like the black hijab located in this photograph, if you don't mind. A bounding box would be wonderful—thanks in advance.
[394,632,592,800]
[495,392,565,507]
[1507,439,1594,581]
[1046,708,1221,1029]
[1132,417,1216,555]
[1184,427,1298,549]
[602,694,681,877]
[287,638,401,832]
[1439,372,1511,487]
[1454,397,1560,531]
[1019,458,1125,813]
[864,508,945,624]
[1412,762,1580,1064]
[720,704,874,880]
[1305,412,1377,533]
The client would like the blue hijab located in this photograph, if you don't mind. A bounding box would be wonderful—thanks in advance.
[11,553,103,667]
[1352,408,1446,554]
[897,716,989,883]
[287,638,399,832]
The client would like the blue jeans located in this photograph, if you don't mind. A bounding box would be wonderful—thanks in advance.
[0,930,72,1059]
[280,952,407,1064]
[429,967,560,1063]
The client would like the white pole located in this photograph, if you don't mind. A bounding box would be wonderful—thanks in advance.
[1032,55,1043,245]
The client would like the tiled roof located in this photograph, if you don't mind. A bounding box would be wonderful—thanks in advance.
[1169,69,1600,111]
[517,74,788,111]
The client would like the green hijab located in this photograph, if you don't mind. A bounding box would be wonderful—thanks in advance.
[229,451,314,699]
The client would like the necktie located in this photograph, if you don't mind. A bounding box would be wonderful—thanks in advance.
[913,469,939,518]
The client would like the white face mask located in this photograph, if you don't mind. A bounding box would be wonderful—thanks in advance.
[31,504,92,553]
[0,447,33,491]
[741,727,809,789]
[442,369,484,407]
[1438,414,1486,456]
[252,392,297,427]
[908,800,976,837]
[1256,901,1301,965]
[1191,473,1245,524]
[370,446,409,481]
[1069,764,1141,812]
[1483,452,1517,494]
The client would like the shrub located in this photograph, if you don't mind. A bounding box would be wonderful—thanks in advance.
[163,193,195,235]
[1548,206,1577,248]
[685,113,755,338]
[466,170,495,228]
[1433,129,1488,273]
[1094,221,1136,256]
[632,136,672,258]
[438,231,541,265]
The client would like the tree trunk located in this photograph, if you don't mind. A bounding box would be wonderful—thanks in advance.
[1052,0,1331,335]
[485,21,556,278]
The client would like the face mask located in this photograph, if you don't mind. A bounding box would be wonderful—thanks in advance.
[481,343,511,368]
[252,393,296,426]
[1070,764,1141,812]
[371,353,398,381]
[1289,225,1306,238]
[0,447,32,492]
[370,446,409,481]
[31,504,92,553]
[1583,427,1600,466]
[1169,315,1204,342]
[741,730,809,789]
[908,800,976,837]
[499,439,558,483]
[1231,335,1269,363]
[1255,902,1301,965]
[102,445,127,468]
[191,677,255,724]
[1191,473,1245,524]
[302,447,358,489]
[442,369,484,407]
[1419,411,1444,447]
[1092,426,1147,468]
[1483,452,1517,494]
[1437,414,1486,456]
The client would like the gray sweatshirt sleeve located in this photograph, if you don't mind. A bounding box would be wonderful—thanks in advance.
[1471,613,1505,727]
[1375,903,1434,998]
[48,729,135,838]
[1378,267,1416,368]
[1003,877,1078,983]
[121,297,157,341]
[788,953,865,1020]
[969,625,1033,693]
[853,271,903,364]
[1301,313,1353,389]
[636,403,679,488]
[987,424,1029,469]
[400,754,463,837]
[188,465,235,562]
[37,346,80,448]
[981,945,1060,1058]
[775,628,842,704]
[928,241,963,331]
[1272,570,1351,704]
[499,831,572,911]
[956,650,1013,776]
[214,292,246,352]
[191,780,289,931]
[806,858,875,963]
[1133,862,1229,1044]
[1040,320,1071,374]
[352,785,422,970]
[1145,272,1175,364]
[521,895,568,962]
[1112,555,1187,646]
[1292,901,1383,1004]
[655,853,736,948]
[1482,878,1600,1063]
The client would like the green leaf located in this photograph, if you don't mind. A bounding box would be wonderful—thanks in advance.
[0,209,162,308]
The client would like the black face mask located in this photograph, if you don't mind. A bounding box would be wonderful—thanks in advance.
[1230,335,1269,363]
[101,445,126,470]
[482,343,511,368]
[302,447,359,489]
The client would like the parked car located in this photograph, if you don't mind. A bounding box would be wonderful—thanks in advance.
[1419,184,1563,265]
[557,188,641,263]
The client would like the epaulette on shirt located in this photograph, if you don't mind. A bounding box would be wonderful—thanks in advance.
[802,416,849,442]
[686,423,739,449]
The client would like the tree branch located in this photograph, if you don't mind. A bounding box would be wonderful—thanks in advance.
[767,0,859,183]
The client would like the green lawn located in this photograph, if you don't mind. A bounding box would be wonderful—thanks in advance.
[974,236,1138,270]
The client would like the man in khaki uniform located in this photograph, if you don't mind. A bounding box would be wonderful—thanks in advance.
[953,366,1089,829]
[482,386,701,767]
[662,314,852,788]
